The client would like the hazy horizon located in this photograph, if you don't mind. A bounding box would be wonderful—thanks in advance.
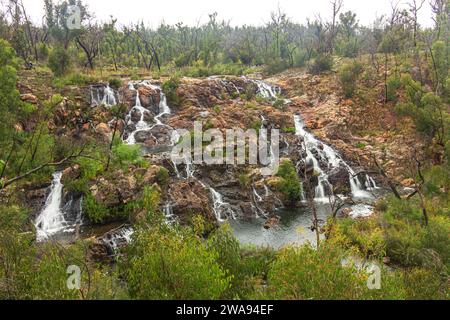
[15,0,435,28]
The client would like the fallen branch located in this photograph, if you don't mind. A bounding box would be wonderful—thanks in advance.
[0,148,101,190]
[373,156,401,199]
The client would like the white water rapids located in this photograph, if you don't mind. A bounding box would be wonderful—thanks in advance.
[294,115,377,202]
[125,81,172,145]
[91,84,117,108]
[35,172,82,242]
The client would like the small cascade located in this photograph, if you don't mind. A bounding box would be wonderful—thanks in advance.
[124,81,173,145]
[172,159,182,178]
[252,187,269,218]
[253,187,263,202]
[294,115,375,201]
[163,202,177,223]
[35,172,82,241]
[124,82,152,144]
[210,187,236,222]
[101,226,134,255]
[254,80,280,100]
[185,160,195,179]
[91,84,117,107]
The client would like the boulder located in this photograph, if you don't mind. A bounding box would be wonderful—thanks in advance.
[137,85,161,113]
[95,123,112,141]
[169,179,215,223]
[328,166,351,195]
[20,93,38,104]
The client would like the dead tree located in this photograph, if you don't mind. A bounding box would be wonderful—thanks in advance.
[328,0,344,54]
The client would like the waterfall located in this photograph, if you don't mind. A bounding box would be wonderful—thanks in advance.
[125,81,172,145]
[210,187,236,222]
[35,172,81,241]
[101,226,134,255]
[91,84,117,107]
[124,82,152,144]
[253,187,263,202]
[254,80,280,100]
[163,202,177,224]
[294,115,374,201]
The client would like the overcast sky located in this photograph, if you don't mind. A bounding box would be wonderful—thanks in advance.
[18,0,435,28]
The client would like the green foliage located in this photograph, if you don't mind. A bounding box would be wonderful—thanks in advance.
[276,160,302,204]
[207,225,276,299]
[292,50,309,68]
[386,75,401,102]
[112,143,142,168]
[265,243,367,299]
[124,222,231,299]
[245,84,256,101]
[83,194,110,224]
[281,127,296,134]
[430,41,449,91]
[155,167,169,187]
[48,45,71,76]
[108,77,123,90]
[238,173,251,188]
[0,204,124,299]
[0,39,22,149]
[308,54,333,74]
[338,62,363,98]
[37,43,49,60]
[264,58,289,75]
[162,77,181,106]
[53,73,99,88]
[272,99,285,109]
[332,218,386,259]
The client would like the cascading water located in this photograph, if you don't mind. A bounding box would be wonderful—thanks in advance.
[163,203,177,223]
[294,115,376,201]
[91,84,117,107]
[35,172,82,241]
[254,80,280,100]
[101,226,134,255]
[125,82,151,144]
[125,81,173,145]
[210,187,236,222]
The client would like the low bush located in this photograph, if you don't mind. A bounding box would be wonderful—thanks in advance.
[308,54,333,74]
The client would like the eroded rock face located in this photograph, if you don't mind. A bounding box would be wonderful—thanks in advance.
[176,77,250,109]
[168,179,215,224]
[89,171,139,208]
[328,166,352,195]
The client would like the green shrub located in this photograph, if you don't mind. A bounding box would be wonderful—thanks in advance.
[162,77,181,106]
[112,143,142,168]
[273,99,285,109]
[108,77,123,90]
[207,224,244,298]
[386,75,401,102]
[430,41,449,91]
[276,160,302,204]
[338,62,363,98]
[265,244,366,299]
[53,73,98,87]
[308,54,333,74]
[48,45,71,76]
[156,167,169,186]
[83,194,110,223]
[264,58,288,75]
[124,224,230,299]
[293,50,309,68]
[245,84,256,101]
[281,127,296,134]
[238,173,251,188]
[37,43,49,60]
